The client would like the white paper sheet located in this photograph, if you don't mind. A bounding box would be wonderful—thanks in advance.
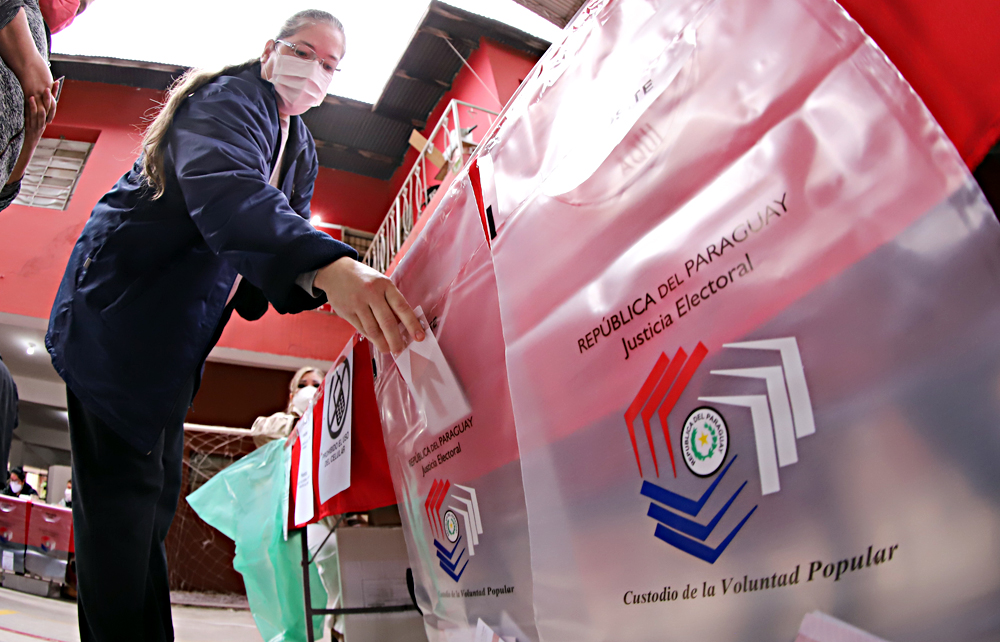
[394,306,472,433]
[293,407,315,526]
[318,340,354,503]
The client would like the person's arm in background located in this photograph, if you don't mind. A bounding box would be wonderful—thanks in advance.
[0,5,56,118]
[0,92,47,209]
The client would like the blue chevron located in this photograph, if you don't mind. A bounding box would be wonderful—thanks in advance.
[640,455,738,516]
[437,546,466,573]
[653,505,757,563]
[440,557,469,582]
[434,536,462,559]
[647,481,747,541]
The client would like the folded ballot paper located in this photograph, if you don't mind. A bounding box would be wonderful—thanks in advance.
[796,612,890,642]
[394,307,472,434]
[476,619,516,642]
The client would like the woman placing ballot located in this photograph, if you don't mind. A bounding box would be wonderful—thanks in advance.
[45,10,423,641]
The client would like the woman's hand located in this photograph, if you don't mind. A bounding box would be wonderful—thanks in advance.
[16,54,55,122]
[5,93,51,186]
[0,9,56,122]
[23,93,49,145]
[314,257,425,354]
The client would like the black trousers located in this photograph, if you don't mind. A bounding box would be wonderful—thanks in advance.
[67,378,193,642]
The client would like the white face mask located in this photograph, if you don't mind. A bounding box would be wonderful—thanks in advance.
[291,385,319,416]
[10,481,22,494]
[269,54,333,116]
[65,488,72,503]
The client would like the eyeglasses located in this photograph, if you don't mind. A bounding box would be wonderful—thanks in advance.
[275,40,341,75]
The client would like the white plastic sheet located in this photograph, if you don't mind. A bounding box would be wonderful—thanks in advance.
[481,0,1000,640]
[374,180,537,642]
[375,0,1000,639]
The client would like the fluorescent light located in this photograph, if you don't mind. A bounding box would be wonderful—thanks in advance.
[310,215,323,226]
[26,342,36,355]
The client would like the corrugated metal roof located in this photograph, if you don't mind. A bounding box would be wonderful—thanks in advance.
[50,55,186,91]
[49,2,550,180]
[374,1,550,127]
[510,0,587,28]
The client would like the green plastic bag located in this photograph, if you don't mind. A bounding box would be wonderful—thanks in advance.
[187,438,326,642]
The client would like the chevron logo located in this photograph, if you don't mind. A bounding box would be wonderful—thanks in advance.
[435,535,468,582]
[699,337,816,495]
[426,480,483,582]
[623,342,708,478]
[641,456,756,563]
[626,337,815,563]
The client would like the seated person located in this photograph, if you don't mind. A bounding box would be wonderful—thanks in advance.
[3,466,38,497]
[250,366,324,446]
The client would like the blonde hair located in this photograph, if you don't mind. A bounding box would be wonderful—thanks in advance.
[289,366,325,394]
[287,366,325,414]
[140,10,344,199]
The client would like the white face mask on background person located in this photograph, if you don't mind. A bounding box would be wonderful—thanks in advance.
[269,55,333,116]
[10,481,22,494]
[291,384,319,416]
[65,488,72,503]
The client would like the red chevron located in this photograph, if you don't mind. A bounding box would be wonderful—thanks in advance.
[425,480,441,538]
[434,479,451,535]
[656,341,709,478]
[640,347,687,477]
[623,352,670,476]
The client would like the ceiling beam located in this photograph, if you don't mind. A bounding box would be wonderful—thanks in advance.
[418,26,480,52]
[370,104,427,130]
[394,69,451,90]
[313,139,397,165]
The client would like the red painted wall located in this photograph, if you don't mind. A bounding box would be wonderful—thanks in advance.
[379,38,541,274]
[386,37,521,198]
[0,80,152,322]
[483,39,539,106]
[310,165,397,233]
[0,80,363,363]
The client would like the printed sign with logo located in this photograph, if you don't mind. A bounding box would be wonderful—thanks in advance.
[289,336,396,530]
[372,179,538,642]
[424,479,483,582]
[317,339,354,503]
[25,504,72,581]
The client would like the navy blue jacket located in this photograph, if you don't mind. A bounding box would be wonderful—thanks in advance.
[46,63,356,453]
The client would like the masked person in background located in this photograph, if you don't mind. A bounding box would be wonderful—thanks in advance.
[46,10,423,642]
[251,366,324,447]
[3,466,37,497]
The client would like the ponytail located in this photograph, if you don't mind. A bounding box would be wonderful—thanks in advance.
[140,59,257,199]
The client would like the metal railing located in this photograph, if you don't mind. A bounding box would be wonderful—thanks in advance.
[363,99,498,273]
[314,222,376,257]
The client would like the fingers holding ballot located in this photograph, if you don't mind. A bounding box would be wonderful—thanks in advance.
[315,256,425,353]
